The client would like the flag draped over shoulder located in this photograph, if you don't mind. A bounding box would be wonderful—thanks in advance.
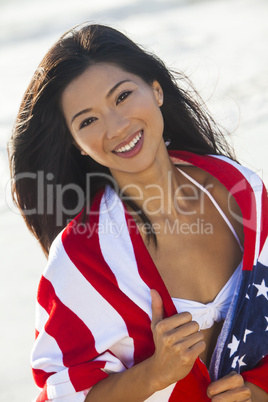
[31,151,268,401]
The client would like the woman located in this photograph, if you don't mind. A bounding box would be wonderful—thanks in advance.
[9,23,268,401]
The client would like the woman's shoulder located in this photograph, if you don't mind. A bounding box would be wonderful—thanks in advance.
[171,151,267,241]
[170,150,265,191]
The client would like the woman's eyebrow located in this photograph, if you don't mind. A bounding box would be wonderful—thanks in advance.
[71,79,132,124]
[71,108,92,124]
[106,79,132,98]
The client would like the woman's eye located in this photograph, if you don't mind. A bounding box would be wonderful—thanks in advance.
[79,117,97,129]
[116,91,132,105]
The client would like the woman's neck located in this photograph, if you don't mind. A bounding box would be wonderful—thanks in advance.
[111,145,186,218]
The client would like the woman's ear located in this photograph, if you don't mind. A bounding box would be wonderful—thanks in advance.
[152,81,164,107]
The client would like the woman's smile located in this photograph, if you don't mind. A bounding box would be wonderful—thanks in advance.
[112,129,144,158]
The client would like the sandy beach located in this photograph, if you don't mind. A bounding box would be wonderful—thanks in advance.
[0,0,267,400]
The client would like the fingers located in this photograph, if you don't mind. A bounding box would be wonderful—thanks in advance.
[150,289,204,353]
[207,372,252,401]
[209,388,252,402]
[150,289,193,332]
[207,372,243,396]
[149,289,206,388]
[157,321,204,349]
[150,289,164,329]
[184,330,206,351]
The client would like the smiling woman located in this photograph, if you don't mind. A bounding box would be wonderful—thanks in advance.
[8,23,268,402]
[61,63,164,172]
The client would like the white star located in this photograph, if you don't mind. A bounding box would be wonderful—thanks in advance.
[265,317,268,331]
[246,284,251,299]
[254,279,268,299]
[231,356,238,369]
[228,335,240,357]
[238,354,247,368]
[243,329,253,342]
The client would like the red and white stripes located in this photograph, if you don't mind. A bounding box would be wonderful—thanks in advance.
[31,151,268,401]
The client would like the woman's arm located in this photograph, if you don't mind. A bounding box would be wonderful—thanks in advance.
[85,357,157,402]
[86,290,206,401]
[245,382,268,402]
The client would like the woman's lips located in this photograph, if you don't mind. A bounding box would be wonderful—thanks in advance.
[113,130,142,152]
[113,130,144,158]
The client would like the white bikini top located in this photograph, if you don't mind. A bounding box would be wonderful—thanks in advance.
[171,167,244,330]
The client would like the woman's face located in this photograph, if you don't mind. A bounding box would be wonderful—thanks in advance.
[61,62,164,177]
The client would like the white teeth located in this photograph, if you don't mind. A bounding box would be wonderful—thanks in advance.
[114,131,142,153]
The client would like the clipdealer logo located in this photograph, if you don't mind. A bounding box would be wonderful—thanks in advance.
[5,169,261,231]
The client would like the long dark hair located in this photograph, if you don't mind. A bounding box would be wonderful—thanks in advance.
[8,23,235,256]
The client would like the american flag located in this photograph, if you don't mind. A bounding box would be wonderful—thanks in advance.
[212,260,268,378]
[31,151,268,401]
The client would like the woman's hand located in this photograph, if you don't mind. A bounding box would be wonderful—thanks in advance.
[207,371,252,401]
[148,289,206,391]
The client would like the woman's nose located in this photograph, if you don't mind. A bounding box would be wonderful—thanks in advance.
[105,111,130,139]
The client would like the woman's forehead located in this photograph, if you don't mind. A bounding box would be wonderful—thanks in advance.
[61,63,144,110]
[68,63,138,89]
[63,64,138,99]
